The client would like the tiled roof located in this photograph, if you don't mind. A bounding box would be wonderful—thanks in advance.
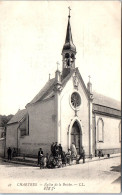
[93,91,121,110]
[7,109,27,125]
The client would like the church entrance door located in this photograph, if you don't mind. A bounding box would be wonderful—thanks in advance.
[71,121,81,154]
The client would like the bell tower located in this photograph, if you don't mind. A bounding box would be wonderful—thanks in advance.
[62,7,76,79]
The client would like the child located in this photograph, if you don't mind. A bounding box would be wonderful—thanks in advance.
[66,149,71,165]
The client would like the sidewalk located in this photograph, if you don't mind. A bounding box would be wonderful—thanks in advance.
[2,153,120,167]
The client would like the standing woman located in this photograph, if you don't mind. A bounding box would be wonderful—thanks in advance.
[71,142,77,157]
[38,148,43,165]
[7,147,12,161]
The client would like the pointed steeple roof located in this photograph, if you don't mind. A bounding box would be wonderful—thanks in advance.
[65,17,73,43]
[62,11,76,53]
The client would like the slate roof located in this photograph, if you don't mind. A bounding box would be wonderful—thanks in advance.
[27,68,89,106]
[8,68,120,125]
[7,109,27,125]
[26,68,121,112]
[27,78,55,105]
[93,91,121,110]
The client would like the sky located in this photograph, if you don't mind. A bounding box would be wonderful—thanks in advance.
[0,1,121,115]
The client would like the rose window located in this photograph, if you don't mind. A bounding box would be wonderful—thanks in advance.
[71,92,81,108]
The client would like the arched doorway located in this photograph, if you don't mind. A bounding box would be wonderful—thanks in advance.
[71,121,82,154]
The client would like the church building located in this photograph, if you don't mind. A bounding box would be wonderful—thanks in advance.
[6,11,121,158]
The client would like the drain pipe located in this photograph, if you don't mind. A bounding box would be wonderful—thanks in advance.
[17,124,20,155]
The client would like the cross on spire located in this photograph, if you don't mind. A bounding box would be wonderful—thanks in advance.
[68,6,71,18]
[88,75,91,83]
[49,73,51,80]
[56,61,60,70]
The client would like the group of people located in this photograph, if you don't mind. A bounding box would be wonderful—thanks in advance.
[7,147,17,161]
[7,143,85,167]
[51,142,63,157]
[37,142,85,169]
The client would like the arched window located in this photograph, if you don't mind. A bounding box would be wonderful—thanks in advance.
[19,114,29,137]
[119,122,121,142]
[97,118,104,142]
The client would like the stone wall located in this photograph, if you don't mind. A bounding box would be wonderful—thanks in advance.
[19,97,55,155]
[95,114,121,151]
[0,138,5,157]
[6,123,18,149]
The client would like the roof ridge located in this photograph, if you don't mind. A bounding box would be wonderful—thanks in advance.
[28,78,55,105]
[7,109,27,125]
[93,91,121,110]
[93,91,120,103]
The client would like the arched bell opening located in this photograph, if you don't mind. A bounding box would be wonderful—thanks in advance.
[71,53,74,63]
[64,53,70,68]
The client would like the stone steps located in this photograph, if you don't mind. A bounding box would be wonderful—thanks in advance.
[3,158,39,167]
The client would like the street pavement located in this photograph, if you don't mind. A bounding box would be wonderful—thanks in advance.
[0,156,121,193]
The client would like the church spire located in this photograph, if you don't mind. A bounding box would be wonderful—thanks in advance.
[62,7,76,79]
[62,7,76,53]
[64,7,75,51]
[64,17,73,48]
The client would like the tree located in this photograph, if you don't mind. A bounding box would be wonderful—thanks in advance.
[0,114,13,127]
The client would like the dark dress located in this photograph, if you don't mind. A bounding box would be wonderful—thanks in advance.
[54,145,59,157]
[38,150,43,164]
[58,145,63,156]
[51,143,55,156]
[7,148,12,160]
[61,152,66,166]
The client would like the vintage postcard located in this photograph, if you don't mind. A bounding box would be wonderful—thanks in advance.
[0,1,121,193]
